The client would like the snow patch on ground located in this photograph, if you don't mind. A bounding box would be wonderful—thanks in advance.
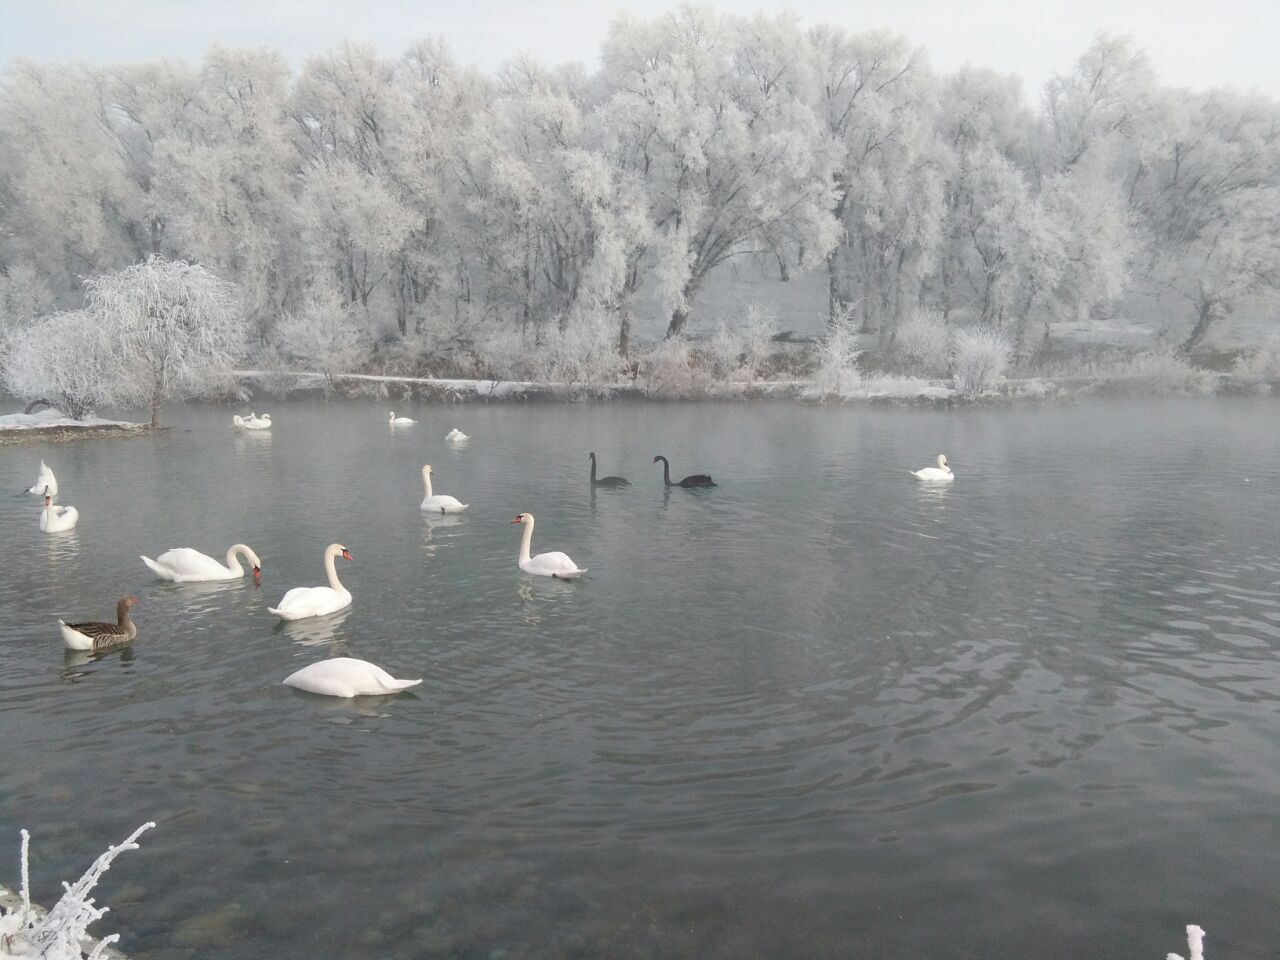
[0,409,142,430]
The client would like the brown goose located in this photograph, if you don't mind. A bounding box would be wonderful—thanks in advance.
[59,596,139,652]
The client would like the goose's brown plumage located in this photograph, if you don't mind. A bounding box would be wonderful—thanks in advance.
[60,596,139,652]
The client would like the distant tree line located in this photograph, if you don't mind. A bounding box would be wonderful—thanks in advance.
[1,5,1277,360]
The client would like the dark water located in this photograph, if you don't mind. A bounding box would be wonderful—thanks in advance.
[2,399,1279,959]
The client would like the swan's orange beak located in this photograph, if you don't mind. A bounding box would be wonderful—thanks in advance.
[341,548,353,561]
[511,515,522,523]
[252,565,261,583]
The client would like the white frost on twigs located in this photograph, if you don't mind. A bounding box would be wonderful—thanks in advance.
[0,822,154,960]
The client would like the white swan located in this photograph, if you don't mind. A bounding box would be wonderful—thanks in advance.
[446,428,469,442]
[268,543,353,620]
[40,493,78,532]
[233,412,271,430]
[389,411,417,425]
[911,454,955,482]
[282,657,422,697]
[141,543,262,582]
[26,460,56,496]
[420,465,469,514]
[512,512,586,579]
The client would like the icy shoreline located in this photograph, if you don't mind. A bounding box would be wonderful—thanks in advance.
[233,368,1279,404]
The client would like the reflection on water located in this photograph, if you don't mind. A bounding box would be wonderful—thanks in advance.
[2,399,1280,960]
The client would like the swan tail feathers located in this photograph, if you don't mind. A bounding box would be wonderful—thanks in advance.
[385,677,423,692]
[141,555,168,578]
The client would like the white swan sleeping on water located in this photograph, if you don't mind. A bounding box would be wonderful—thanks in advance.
[420,464,468,514]
[389,411,417,425]
[26,460,56,496]
[142,543,262,582]
[446,428,469,442]
[512,512,586,579]
[269,543,353,620]
[282,657,422,697]
[40,493,78,532]
[911,454,954,482]
[233,412,271,430]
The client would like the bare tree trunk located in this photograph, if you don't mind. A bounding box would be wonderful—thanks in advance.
[618,302,632,357]
[827,250,843,327]
[1179,299,1216,355]
[150,378,163,428]
[667,304,689,338]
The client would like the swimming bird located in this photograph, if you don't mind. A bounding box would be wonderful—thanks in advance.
[233,412,271,430]
[512,513,586,579]
[653,455,715,488]
[589,452,629,487]
[59,596,138,652]
[389,411,417,425]
[910,454,954,482]
[446,428,469,442]
[25,460,57,496]
[141,544,262,583]
[40,493,78,533]
[282,657,422,697]
[420,464,468,514]
[268,543,353,620]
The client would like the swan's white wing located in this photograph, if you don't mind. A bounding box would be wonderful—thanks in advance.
[283,658,421,697]
[524,551,585,577]
[151,547,230,578]
[269,586,351,619]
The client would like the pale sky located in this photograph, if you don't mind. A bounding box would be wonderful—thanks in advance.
[2,0,1278,99]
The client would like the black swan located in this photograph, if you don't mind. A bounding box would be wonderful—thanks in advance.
[653,455,716,488]
[589,452,630,487]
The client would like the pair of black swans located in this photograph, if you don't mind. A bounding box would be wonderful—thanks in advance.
[588,453,716,489]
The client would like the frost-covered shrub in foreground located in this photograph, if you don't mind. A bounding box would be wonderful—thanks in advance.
[535,315,629,393]
[1103,351,1216,396]
[1167,924,1205,960]
[893,309,950,377]
[1,822,153,960]
[951,327,1012,398]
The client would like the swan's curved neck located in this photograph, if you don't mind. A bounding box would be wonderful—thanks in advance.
[519,518,534,564]
[225,544,253,573]
[658,457,672,485]
[324,545,347,592]
[590,455,597,482]
[422,468,433,499]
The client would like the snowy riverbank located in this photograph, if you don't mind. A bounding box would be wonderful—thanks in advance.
[0,409,148,444]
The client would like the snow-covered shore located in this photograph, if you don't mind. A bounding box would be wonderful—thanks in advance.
[0,409,148,444]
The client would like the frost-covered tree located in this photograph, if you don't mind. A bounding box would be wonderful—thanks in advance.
[811,27,942,339]
[274,285,370,388]
[1132,88,1280,351]
[82,257,246,425]
[152,48,297,336]
[601,6,838,336]
[2,309,109,418]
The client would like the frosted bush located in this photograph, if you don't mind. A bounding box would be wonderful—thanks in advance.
[636,337,712,398]
[1167,924,1206,960]
[2,310,110,419]
[537,314,628,391]
[1107,350,1216,395]
[1233,335,1280,378]
[950,327,1012,398]
[0,822,154,960]
[275,287,371,391]
[813,310,862,398]
[893,308,950,377]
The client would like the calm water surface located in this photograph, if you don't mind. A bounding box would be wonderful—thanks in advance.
[2,399,1280,959]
